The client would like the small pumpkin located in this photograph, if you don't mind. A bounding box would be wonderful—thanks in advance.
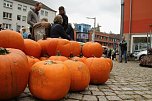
[64,60,90,91]
[0,48,30,100]
[29,60,71,100]
[49,55,68,62]
[27,56,40,69]
[86,57,110,84]
[82,42,103,58]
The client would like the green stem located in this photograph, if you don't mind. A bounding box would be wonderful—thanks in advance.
[0,47,10,55]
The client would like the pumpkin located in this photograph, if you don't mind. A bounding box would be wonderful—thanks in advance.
[64,60,90,91]
[82,42,103,58]
[39,57,49,61]
[71,56,87,64]
[29,60,71,100]
[0,30,24,51]
[105,58,113,71]
[27,56,40,69]
[0,48,30,100]
[86,57,110,84]
[49,56,68,62]
[69,41,81,56]
[24,39,41,58]
[37,38,51,56]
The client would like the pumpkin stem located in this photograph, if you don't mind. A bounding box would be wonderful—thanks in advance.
[69,53,74,58]
[0,47,10,55]
[56,51,61,56]
[42,34,47,40]
[44,60,56,65]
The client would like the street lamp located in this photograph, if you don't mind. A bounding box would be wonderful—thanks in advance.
[86,17,96,42]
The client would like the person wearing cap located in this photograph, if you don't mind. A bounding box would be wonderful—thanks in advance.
[58,6,68,31]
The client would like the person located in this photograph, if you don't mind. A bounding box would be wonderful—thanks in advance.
[22,27,28,39]
[112,49,116,60]
[58,6,68,31]
[66,23,74,40]
[27,2,42,39]
[50,15,71,40]
[119,36,127,63]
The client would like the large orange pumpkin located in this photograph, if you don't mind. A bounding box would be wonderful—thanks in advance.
[29,60,71,100]
[64,60,90,91]
[82,42,103,58]
[71,56,87,64]
[0,48,30,100]
[86,57,110,84]
[69,41,81,56]
[0,30,24,51]
[24,39,41,58]
[105,58,113,71]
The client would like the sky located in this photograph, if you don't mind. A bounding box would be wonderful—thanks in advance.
[37,0,121,34]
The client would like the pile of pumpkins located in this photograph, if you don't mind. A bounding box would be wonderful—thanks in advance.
[0,30,113,100]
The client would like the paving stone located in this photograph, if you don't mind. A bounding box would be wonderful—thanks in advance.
[68,93,83,100]
[82,95,98,101]
[88,85,100,91]
[18,97,39,101]
[92,91,104,96]
[131,94,146,100]
[103,92,117,96]
[24,87,30,93]
[63,99,79,101]
[121,87,133,91]
[134,91,146,95]
[142,95,152,99]
[80,90,91,95]
[118,94,134,100]
[97,96,108,101]
[106,95,122,101]
[19,93,30,98]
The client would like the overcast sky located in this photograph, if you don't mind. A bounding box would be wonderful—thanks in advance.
[37,0,121,34]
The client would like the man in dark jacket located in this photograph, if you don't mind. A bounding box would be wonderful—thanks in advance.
[27,2,42,39]
[50,15,71,40]
[58,6,68,31]
[119,36,127,63]
[66,23,74,40]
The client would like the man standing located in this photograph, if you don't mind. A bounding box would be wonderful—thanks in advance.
[58,6,68,31]
[119,36,127,63]
[27,2,42,39]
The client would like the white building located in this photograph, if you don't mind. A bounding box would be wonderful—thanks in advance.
[0,0,56,31]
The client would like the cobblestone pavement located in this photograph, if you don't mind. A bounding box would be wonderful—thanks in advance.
[12,61,152,101]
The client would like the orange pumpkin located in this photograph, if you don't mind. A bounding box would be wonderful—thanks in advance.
[0,30,24,51]
[27,56,40,69]
[39,57,49,61]
[82,42,103,58]
[69,41,81,56]
[24,39,41,58]
[49,56,68,62]
[71,56,87,64]
[29,60,71,100]
[105,58,113,71]
[0,48,30,100]
[86,57,110,84]
[64,60,90,91]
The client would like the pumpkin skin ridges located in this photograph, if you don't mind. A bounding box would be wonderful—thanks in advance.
[0,48,30,100]
[0,30,25,51]
[49,56,68,62]
[105,58,113,71]
[82,42,103,58]
[29,60,71,100]
[86,58,110,84]
[64,60,90,91]
[69,41,81,56]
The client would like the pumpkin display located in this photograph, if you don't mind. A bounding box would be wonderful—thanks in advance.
[0,30,25,51]
[27,56,40,69]
[71,56,87,64]
[24,39,41,58]
[82,42,103,58]
[39,57,49,61]
[105,58,113,71]
[64,60,90,91]
[29,60,71,100]
[69,41,81,56]
[86,57,110,84]
[49,56,68,62]
[0,48,30,100]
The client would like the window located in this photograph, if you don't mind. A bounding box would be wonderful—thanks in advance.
[41,10,44,15]
[18,4,22,10]
[17,15,21,20]
[23,6,27,11]
[3,0,13,9]
[22,16,26,21]
[45,11,48,16]
[3,23,11,29]
[3,12,12,20]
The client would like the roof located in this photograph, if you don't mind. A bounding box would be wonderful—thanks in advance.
[14,0,56,12]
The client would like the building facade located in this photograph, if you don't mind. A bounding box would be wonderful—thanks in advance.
[74,23,91,42]
[0,0,56,31]
[124,0,152,53]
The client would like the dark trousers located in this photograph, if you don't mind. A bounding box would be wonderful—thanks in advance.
[119,50,127,63]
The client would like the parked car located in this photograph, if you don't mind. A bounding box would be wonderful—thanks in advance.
[133,50,147,60]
